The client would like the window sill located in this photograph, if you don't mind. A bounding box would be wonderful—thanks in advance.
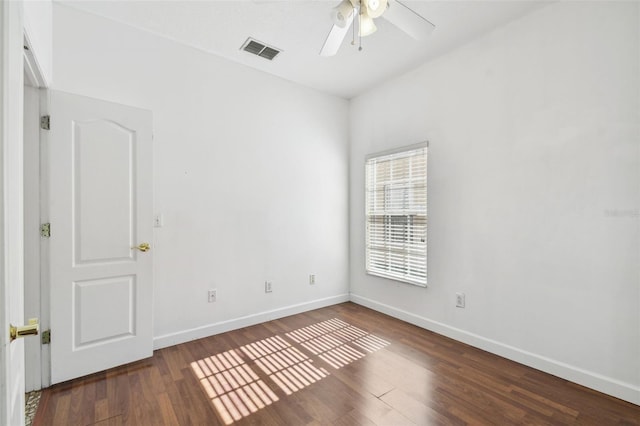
[366,270,427,288]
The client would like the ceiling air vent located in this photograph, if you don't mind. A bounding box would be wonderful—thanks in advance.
[241,38,281,61]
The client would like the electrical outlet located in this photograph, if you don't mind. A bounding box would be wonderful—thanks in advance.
[265,281,273,293]
[309,274,316,285]
[456,292,465,308]
[208,289,217,303]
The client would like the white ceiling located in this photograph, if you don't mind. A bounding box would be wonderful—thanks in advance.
[59,0,551,99]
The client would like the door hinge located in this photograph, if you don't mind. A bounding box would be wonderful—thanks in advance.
[41,329,51,345]
[40,223,51,238]
[40,115,50,130]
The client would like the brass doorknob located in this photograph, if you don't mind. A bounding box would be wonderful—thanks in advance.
[10,318,39,342]
[133,242,151,252]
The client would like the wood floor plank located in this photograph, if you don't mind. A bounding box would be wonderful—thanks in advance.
[156,392,180,425]
[91,414,124,426]
[34,302,640,425]
[380,387,455,425]
[94,398,110,423]
[330,358,395,398]
[50,391,71,425]
[332,409,378,426]
[69,377,94,425]
[349,393,398,422]
[375,407,416,426]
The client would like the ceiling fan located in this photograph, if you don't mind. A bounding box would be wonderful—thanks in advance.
[320,0,435,57]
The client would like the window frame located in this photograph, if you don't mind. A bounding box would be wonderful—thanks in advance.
[365,142,428,287]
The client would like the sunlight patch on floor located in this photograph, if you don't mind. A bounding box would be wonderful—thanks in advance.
[191,349,278,425]
[241,336,329,396]
[286,318,390,369]
[192,318,390,424]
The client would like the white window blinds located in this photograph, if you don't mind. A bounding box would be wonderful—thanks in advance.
[365,145,427,286]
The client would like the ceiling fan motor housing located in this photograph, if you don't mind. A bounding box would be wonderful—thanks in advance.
[364,0,387,18]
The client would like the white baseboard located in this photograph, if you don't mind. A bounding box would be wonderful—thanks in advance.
[153,294,350,350]
[350,293,640,406]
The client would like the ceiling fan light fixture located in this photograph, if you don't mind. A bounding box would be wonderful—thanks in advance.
[321,0,434,56]
[363,0,387,18]
[331,0,355,28]
[359,11,377,37]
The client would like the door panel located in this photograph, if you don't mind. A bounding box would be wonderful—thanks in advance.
[49,90,153,384]
[1,1,25,424]
[74,276,135,347]
[74,120,135,264]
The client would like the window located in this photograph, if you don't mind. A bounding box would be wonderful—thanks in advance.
[365,144,427,286]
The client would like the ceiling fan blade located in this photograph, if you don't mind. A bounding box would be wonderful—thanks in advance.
[319,14,354,57]
[383,0,435,40]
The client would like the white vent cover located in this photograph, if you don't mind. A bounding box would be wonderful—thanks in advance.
[240,38,281,61]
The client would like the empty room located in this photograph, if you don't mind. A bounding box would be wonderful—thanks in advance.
[1,0,639,424]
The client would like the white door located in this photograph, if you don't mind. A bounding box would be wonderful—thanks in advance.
[48,90,153,384]
[1,1,26,424]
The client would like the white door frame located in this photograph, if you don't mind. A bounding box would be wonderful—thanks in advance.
[23,32,49,392]
[0,1,9,421]
[1,0,26,424]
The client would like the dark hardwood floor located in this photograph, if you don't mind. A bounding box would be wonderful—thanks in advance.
[34,302,639,425]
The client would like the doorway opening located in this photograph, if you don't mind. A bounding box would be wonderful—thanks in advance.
[23,34,50,424]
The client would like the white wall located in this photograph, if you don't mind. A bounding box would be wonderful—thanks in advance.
[24,0,52,85]
[350,1,640,404]
[52,4,350,347]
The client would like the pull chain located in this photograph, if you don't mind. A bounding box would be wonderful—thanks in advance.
[351,7,356,45]
[358,2,363,51]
